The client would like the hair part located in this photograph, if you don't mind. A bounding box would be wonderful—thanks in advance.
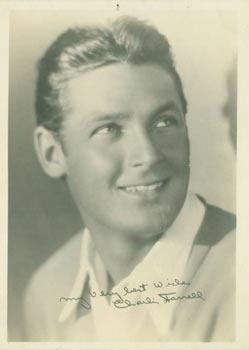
[35,16,187,135]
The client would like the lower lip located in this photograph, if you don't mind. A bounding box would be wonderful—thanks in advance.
[118,179,170,199]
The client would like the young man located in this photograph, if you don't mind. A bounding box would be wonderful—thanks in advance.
[24,16,235,341]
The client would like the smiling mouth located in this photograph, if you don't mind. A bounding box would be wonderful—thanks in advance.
[119,179,169,194]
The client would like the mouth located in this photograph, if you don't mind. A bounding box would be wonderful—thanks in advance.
[118,178,169,194]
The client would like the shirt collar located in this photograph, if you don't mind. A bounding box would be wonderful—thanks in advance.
[59,192,205,337]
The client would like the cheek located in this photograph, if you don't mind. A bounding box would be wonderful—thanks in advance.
[160,130,189,172]
[66,144,123,189]
[175,139,189,171]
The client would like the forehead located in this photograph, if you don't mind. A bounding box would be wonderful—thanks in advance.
[64,63,183,126]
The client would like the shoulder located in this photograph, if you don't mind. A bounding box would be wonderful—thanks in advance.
[192,199,236,273]
[181,201,236,341]
[23,231,83,340]
[195,198,236,246]
[186,199,236,302]
[29,231,82,291]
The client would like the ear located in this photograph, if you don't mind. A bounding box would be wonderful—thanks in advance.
[34,126,67,178]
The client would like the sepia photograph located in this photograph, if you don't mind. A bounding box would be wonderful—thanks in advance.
[8,6,237,343]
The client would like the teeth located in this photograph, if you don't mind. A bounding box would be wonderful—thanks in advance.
[123,181,164,193]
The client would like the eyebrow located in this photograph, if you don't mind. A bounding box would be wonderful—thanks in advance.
[150,101,183,118]
[84,113,130,129]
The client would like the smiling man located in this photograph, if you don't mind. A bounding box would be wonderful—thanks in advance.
[24,16,235,342]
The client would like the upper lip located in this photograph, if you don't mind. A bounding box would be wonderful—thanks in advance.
[118,177,169,188]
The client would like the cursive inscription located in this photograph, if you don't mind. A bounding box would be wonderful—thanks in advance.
[113,296,159,309]
[123,283,148,296]
[59,296,91,310]
[59,277,205,311]
[158,291,205,303]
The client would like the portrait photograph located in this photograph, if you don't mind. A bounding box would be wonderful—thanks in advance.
[6,1,241,347]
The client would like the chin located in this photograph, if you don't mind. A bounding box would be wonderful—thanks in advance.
[118,209,174,239]
[124,194,188,238]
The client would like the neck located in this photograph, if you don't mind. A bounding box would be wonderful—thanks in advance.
[85,221,161,286]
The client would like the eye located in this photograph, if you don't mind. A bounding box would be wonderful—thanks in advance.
[92,123,122,137]
[154,116,178,129]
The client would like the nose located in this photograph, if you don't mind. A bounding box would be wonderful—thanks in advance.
[125,128,164,168]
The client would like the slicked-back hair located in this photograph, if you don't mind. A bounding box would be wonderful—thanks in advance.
[35,16,187,133]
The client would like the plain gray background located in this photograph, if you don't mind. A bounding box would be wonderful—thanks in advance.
[8,10,236,340]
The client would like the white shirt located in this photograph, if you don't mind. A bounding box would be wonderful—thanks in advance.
[59,192,205,341]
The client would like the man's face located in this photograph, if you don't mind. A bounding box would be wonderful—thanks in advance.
[62,63,190,239]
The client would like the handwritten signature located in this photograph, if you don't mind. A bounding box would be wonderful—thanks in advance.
[60,278,205,310]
